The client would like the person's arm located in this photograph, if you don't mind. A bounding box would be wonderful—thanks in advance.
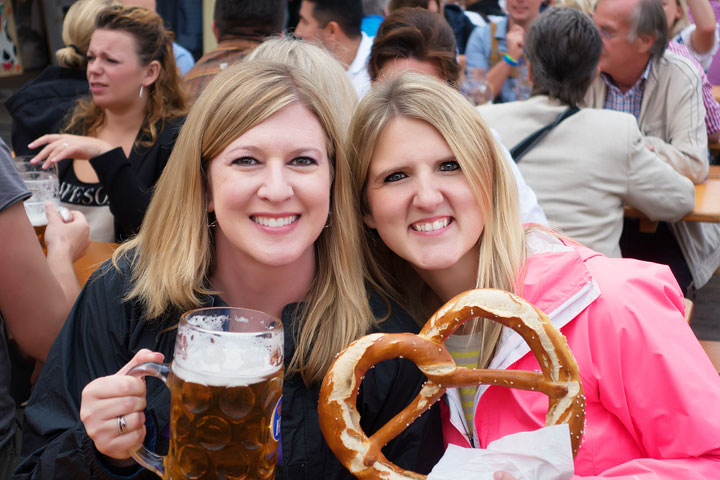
[484,25,525,102]
[44,202,90,305]
[686,0,717,54]
[0,202,86,361]
[643,62,708,183]
[623,116,696,221]
[29,119,184,240]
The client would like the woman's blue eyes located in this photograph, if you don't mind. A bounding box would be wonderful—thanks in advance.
[383,161,460,183]
[440,161,460,171]
[290,156,317,166]
[385,172,407,182]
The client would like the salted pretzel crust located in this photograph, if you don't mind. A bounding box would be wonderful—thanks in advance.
[318,289,585,480]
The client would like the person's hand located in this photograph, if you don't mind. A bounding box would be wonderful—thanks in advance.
[28,134,113,169]
[506,24,525,60]
[44,203,90,262]
[80,349,165,461]
[494,472,518,480]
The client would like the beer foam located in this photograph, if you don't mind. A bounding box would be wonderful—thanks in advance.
[173,342,282,387]
[24,201,48,227]
[172,359,281,387]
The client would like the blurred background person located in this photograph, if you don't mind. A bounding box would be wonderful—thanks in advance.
[28,5,187,243]
[464,0,543,102]
[184,0,285,101]
[0,139,89,477]
[294,0,373,97]
[665,0,719,71]
[478,7,695,258]
[5,0,116,157]
[662,0,720,144]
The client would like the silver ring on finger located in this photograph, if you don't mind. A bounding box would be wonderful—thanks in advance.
[62,142,69,149]
[117,415,128,434]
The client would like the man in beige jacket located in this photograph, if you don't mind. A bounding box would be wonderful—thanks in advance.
[479,7,695,258]
[583,0,719,292]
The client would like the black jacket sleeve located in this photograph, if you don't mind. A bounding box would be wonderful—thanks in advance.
[13,262,175,480]
[89,117,184,241]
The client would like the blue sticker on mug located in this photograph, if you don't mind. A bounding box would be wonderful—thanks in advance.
[271,396,282,442]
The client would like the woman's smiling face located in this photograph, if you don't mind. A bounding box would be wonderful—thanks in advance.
[207,102,332,270]
[364,116,484,275]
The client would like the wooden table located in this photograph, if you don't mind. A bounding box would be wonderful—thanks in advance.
[74,241,119,286]
[625,174,720,231]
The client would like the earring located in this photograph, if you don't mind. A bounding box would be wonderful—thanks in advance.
[139,85,144,99]
[324,212,332,229]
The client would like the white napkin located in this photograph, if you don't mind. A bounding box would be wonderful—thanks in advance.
[428,425,575,480]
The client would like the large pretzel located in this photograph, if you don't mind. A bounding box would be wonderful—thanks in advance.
[319,289,585,480]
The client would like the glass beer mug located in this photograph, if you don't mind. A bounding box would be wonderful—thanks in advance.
[129,307,284,479]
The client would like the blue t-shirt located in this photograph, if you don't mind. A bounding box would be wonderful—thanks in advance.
[0,139,31,450]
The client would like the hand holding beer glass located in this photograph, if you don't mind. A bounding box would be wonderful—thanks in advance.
[128,307,284,480]
[14,157,67,249]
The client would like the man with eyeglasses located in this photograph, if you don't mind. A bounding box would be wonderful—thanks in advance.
[584,0,720,301]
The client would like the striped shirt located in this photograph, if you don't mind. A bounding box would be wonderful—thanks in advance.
[445,334,482,430]
[667,41,720,135]
[601,60,653,120]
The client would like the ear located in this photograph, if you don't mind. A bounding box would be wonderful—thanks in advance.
[635,33,654,55]
[324,20,341,40]
[143,60,161,87]
[363,211,376,229]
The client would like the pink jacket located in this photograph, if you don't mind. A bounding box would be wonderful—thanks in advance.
[442,234,720,478]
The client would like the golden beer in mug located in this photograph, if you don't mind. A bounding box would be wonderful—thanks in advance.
[129,307,284,479]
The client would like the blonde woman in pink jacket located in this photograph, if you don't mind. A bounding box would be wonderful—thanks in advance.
[347,72,720,478]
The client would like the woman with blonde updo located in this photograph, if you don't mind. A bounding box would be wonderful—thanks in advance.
[5,0,117,156]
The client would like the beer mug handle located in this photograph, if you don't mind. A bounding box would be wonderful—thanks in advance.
[126,362,172,478]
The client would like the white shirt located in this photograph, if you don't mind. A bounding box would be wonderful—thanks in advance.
[346,32,374,98]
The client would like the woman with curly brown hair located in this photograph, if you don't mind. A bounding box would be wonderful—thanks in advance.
[29,4,187,242]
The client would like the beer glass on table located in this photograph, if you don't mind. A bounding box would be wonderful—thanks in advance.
[129,307,284,480]
[15,158,59,250]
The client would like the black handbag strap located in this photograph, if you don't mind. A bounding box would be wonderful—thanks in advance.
[509,106,580,162]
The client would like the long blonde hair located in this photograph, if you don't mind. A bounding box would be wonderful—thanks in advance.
[114,61,374,385]
[245,37,358,128]
[56,0,118,69]
[348,73,526,367]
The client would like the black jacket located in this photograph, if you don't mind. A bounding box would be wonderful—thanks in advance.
[15,257,443,479]
[4,66,89,156]
[57,117,184,242]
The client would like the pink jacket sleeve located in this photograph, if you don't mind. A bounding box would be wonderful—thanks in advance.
[575,257,720,478]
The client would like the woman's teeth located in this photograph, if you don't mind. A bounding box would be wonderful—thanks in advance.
[252,215,298,227]
[412,218,450,232]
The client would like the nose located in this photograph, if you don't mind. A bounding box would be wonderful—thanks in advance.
[86,59,101,77]
[257,163,293,202]
[412,174,443,211]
